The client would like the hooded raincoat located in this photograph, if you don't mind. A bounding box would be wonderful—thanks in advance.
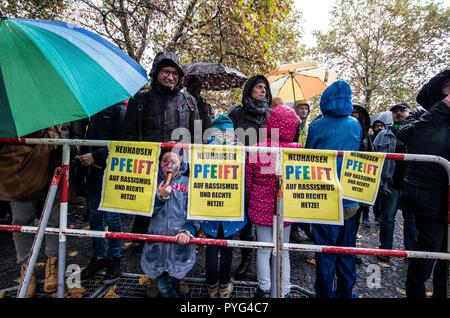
[140,156,199,280]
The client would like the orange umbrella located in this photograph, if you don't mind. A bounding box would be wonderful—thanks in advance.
[266,62,337,105]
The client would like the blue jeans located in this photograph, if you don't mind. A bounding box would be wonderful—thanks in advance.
[312,215,357,298]
[379,185,418,250]
[156,272,180,298]
[86,190,122,258]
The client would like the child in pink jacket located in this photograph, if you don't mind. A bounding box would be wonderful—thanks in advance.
[245,105,301,297]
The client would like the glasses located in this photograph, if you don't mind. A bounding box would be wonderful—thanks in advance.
[159,69,180,78]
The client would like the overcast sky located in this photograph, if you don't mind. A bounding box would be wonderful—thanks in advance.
[294,0,450,48]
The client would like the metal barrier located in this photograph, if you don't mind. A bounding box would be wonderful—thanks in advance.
[0,138,449,298]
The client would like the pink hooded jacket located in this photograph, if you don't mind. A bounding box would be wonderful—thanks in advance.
[246,105,302,227]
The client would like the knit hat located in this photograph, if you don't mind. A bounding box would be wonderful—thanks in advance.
[212,114,234,132]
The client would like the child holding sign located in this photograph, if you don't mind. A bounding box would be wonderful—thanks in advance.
[140,148,199,298]
[246,105,301,297]
[201,115,247,298]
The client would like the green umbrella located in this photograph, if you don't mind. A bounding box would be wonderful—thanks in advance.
[0,16,148,137]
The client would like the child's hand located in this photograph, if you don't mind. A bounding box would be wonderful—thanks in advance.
[175,232,191,246]
[157,180,172,198]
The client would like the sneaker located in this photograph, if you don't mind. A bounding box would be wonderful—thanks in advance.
[207,283,219,298]
[81,257,110,282]
[145,278,159,298]
[179,279,189,297]
[254,287,270,298]
[219,281,234,298]
[103,257,121,284]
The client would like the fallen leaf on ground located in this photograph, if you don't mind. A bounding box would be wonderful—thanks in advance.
[67,286,86,298]
[356,234,363,239]
[396,287,406,295]
[306,258,316,266]
[81,225,90,230]
[138,275,149,286]
[68,251,78,257]
[35,262,46,268]
[0,291,5,298]
[104,285,120,298]
[94,277,103,285]
[14,277,20,283]
[69,224,76,229]
[426,291,433,297]
[378,261,391,268]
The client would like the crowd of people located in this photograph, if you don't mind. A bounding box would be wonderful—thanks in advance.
[0,50,449,299]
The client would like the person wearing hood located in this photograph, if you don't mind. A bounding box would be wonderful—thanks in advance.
[305,80,362,298]
[373,103,417,260]
[371,119,386,142]
[201,115,247,298]
[397,69,450,298]
[122,52,201,237]
[290,99,314,244]
[140,148,199,298]
[245,105,302,297]
[228,75,272,279]
[294,99,311,147]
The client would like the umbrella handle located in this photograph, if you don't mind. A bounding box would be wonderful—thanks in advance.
[290,72,296,102]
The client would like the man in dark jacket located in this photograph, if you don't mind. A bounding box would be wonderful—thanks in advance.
[398,69,450,298]
[228,75,272,280]
[122,52,202,235]
[78,102,126,284]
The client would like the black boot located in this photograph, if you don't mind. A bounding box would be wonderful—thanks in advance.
[234,249,252,280]
[81,257,109,282]
[104,257,121,284]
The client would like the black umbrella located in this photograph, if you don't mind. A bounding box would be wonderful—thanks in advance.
[183,62,248,91]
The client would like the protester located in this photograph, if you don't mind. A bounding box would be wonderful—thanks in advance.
[290,99,313,244]
[140,149,199,298]
[306,80,362,298]
[398,69,450,298]
[121,51,200,241]
[78,102,126,284]
[201,115,247,298]
[246,105,301,297]
[0,126,68,297]
[228,75,272,280]
[373,103,417,260]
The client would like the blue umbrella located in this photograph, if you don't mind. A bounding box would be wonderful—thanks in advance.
[0,16,148,137]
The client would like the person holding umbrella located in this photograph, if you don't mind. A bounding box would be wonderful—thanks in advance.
[186,78,213,130]
[228,75,272,279]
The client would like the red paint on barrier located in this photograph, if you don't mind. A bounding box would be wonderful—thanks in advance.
[60,164,69,203]
[105,232,228,247]
[0,138,27,144]
[323,246,408,258]
[0,225,22,232]
[385,153,405,161]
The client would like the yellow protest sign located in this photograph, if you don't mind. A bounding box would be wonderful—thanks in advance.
[282,149,343,225]
[188,144,245,221]
[341,151,385,205]
[99,141,160,216]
